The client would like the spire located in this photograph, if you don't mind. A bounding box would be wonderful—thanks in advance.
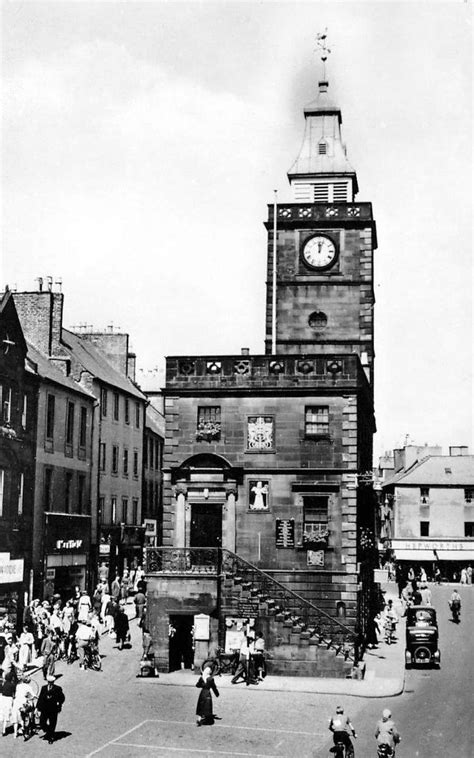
[287,33,358,201]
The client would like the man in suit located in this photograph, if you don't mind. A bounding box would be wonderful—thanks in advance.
[36,674,65,744]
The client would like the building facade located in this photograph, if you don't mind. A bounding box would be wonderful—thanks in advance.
[143,402,165,548]
[0,292,38,625]
[380,445,474,580]
[145,75,378,677]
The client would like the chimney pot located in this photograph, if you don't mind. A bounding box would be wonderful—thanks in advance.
[241,347,250,356]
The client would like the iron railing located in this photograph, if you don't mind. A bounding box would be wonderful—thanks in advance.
[144,547,358,662]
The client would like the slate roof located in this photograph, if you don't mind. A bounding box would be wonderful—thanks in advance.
[146,404,165,438]
[62,329,146,400]
[383,455,474,487]
[26,341,94,398]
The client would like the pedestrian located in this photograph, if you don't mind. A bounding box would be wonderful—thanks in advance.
[375,708,401,756]
[77,590,92,622]
[252,631,267,679]
[195,666,219,726]
[111,575,121,601]
[366,612,380,648]
[18,625,35,670]
[40,630,57,680]
[134,590,146,620]
[115,606,130,650]
[1,665,17,736]
[104,597,118,635]
[231,635,254,686]
[467,565,473,585]
[75,620,94,669]
[407,566,415,582]
[120,569,130,601]
[419,583,432,606]
[419,567,427,583]
[434,566,441,585]
[36,674,65,745]
[11,673,35,738]
[460,567,468,585]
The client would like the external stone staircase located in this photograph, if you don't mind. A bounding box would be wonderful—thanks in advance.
[221,551,359,678]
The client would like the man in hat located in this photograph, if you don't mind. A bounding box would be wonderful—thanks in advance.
[36,674,65,744]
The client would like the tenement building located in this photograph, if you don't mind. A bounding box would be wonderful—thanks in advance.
[146,71,378,678]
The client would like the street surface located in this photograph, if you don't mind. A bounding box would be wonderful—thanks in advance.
[1,584,473,757]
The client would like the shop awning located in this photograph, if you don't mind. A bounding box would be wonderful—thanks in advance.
[436,550,474,561]
[393,549,436,561]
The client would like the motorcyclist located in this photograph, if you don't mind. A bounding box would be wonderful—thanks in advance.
[449,589,461,620]
[375,708,401,756]
[328,705,357,756]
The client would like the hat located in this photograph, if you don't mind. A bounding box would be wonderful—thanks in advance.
[382,708,391,720]
[336,705,344,714]
[46,674,56,683]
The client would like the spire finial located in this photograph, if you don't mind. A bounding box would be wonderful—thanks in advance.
[315,29,331,82]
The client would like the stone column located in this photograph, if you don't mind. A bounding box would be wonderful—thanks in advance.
[223,487,237,553]
[174,485,187,548]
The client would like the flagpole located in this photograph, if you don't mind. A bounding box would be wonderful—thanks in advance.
[272,189,278,354]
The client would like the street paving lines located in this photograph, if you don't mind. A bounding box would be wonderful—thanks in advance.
[85,718,326,758]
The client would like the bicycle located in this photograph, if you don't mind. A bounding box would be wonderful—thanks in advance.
[201,648,239,677]
[84,642,102,671]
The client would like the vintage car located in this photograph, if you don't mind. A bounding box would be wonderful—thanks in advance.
[405,605,440,668]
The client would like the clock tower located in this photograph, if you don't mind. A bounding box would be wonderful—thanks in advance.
[264,77,377,386]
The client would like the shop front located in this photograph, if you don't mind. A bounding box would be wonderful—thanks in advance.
[392,539,474,582]
[99,525,145,584]
[0,554,25,629]
[43,513,91,601]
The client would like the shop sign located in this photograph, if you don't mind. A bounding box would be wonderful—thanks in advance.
[55,539,83,550]
[99,543,111,555]
[46,568,56,580]
[393,540,471,551]
[0,559,24,584]
[275,519,295,548]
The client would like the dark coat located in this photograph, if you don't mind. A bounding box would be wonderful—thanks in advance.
[115,611,129,637]
[37,683,65,715]
[195,675,219,721]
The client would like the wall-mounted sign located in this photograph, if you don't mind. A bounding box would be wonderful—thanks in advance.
[276,519,295,548]
[194,613,210,641]
[144,519,157,536]
[0,559,24,585]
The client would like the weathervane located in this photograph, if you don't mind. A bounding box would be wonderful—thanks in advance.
[315,29,331,80]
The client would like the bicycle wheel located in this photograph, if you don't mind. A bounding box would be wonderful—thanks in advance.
[92,653,102,671]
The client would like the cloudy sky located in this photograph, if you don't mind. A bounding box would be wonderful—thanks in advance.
[1,0,472,459]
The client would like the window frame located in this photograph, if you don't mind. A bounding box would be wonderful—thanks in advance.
[65,400,75,452]
[44,468,53,512]
[113,391,120,421]
[304,406,330,439]
[465,488,473,504]
[420,520,430,537]
[135,401,140,429]
[100,388,108,418]
[112,445,119,475]
[46,394,55,441]
[122,497,129,524]
[133,449,139,479]
[124,397,130,425]
[464,522,474,538]
[65,472,73,513]
[196,406,221,442]
[79,406,87,449]
[123,447,129,477]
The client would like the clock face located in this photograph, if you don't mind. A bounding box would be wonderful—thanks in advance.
[302,235,337,270]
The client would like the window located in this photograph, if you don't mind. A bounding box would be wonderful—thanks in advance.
[305,406,329,437]
[135,402,140,428]
[112,445,119,475]
[79,407,87,448]
[99,442,106,471]
[21,395,27,429]
[420,521,430,537]
[100,388,108,417]
[155,440,160,470]
[465,489,473,503]
[123,448,129,476]
[0,470,4,517]
[465,522,474,538]
[2,387,12,423]
[111,497,117,524]
[132,498,139,525]
[247,415,274,450]
[46,394,55,439]
[124,398,130,425]
[303,496,329,543]
[66,401,75,447]
[196,406,221,442]
[98,496,104,523]
[78,474,85,513]
[18,473,24,516]
[133,450,139,479]
[65,473,72,513]
[113,392,119,421]
[420,487,430,504]
[44,468,53,511]
[122,497,129,524]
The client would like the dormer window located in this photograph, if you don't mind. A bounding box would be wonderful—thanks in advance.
[318,141,327,155]
[420,487,430,504]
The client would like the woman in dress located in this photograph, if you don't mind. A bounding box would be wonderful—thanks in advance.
[1,665,18,735]
[18,626,34,670]
[195,666,219,726]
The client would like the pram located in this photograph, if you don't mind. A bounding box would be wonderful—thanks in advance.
[137,652,159,677]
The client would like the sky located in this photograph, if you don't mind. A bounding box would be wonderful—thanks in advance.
[1,0,472,461]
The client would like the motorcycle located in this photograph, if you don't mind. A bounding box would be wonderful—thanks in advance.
[331,735,356,758]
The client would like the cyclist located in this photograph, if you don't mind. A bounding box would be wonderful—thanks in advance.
[328,705,357,757]
[375,708,401,756]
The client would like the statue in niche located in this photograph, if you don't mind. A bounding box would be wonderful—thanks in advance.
[249,480,269,511]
